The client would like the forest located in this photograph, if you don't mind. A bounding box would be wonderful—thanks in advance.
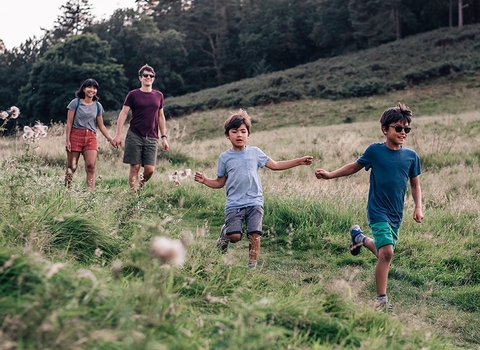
[1,0,480,127]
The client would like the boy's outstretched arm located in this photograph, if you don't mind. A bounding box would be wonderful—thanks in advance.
[410,176,423,223]
[315,161,363,180]
[265,156,313,171]
[194,171,226,189]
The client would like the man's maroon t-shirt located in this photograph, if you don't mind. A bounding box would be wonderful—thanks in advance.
[124,89,164,139]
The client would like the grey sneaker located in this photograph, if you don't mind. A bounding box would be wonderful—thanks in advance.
[374,297,394,314]
[247,261,257,269]
[216,224,229,254]
[349,225,365,256]
[373,296,395,315]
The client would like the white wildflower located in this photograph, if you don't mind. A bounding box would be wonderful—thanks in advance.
[178,169,192,181]
[22,126,35,139]
[0,111,8,120]
[32,122,48,138]
[168,171,180,186]
[169,169,191,186]
[8,106,20,119]
[151,236,186,267]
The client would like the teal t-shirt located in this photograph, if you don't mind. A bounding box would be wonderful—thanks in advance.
[216,146,270,212]
[357,142,421,227]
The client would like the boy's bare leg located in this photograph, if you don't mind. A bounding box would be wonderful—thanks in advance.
[248,233,261,268]
[363,237,378,257]
[374,244,393,296]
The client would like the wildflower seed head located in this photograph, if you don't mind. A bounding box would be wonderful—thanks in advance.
[8,106,20,119]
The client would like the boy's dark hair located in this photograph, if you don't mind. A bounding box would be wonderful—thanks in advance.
[138,64,155,76]
[75,78,100,101]
[224,109,252,135]
[379,102,412,129]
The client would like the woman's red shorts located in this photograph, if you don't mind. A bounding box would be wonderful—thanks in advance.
[70,127,98,152]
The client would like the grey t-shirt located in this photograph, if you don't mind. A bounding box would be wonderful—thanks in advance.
[67,98,104,133]
[216,146,270,212]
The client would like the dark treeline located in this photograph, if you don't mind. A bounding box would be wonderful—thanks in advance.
[1,0,479,127]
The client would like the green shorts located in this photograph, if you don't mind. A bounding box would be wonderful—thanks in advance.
[370,222,399,251]
[123,129,158,166]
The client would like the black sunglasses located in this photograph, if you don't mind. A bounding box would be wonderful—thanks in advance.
[389,125,411,134]
[141,73,155,78]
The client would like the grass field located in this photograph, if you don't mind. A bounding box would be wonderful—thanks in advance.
[1,82,480,349]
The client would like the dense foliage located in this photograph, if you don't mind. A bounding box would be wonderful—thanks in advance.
[165,24,480,117]
[1,0,480,127]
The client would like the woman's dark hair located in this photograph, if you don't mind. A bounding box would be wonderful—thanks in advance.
[75,78,100,101]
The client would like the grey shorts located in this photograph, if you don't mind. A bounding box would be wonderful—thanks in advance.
[224,206,264,238]
[123,129,158,166]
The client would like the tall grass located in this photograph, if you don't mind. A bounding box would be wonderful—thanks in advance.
[1,91,479,348]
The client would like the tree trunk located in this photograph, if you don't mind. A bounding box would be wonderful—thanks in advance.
[458,0,463,27]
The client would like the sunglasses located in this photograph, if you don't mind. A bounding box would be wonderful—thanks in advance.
[141,73,155,78]
[389,125,411,134]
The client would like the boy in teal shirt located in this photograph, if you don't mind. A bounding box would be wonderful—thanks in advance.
[315,102,423,312]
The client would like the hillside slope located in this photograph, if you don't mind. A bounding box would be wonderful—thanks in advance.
[165,24,480,118]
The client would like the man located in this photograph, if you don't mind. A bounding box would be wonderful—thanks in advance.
[112,64,169,192]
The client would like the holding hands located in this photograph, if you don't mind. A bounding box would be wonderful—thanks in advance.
[111,136,122,148]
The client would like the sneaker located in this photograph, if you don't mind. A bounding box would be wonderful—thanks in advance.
[349,225,365,256]
[247,261,257,269]
[374,297,394,314]
[216,224,229,254]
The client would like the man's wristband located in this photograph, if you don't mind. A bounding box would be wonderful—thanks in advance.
[161,135,167,139]
[107,137,113,142]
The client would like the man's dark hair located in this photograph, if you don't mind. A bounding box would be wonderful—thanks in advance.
[138,64,155,76]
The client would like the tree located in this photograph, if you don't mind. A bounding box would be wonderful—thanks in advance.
[53,0,95,40]
[0,38,44,113]
[90,10,187,95]
[238,0,319,76]
[402,0,449,33]
[309,0,355,57]
[458,0,470,26]
[348,0,416,48]
[182,0,240,86]
[17,34,127,125]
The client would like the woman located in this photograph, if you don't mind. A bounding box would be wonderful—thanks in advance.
[65,78,115,189]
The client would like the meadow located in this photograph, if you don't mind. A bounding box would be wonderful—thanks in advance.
[1,82,480,349]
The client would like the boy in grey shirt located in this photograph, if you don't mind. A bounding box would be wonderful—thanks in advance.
[195,109,313,268]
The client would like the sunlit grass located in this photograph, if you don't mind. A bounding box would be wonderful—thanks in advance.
[0,92,479,348]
